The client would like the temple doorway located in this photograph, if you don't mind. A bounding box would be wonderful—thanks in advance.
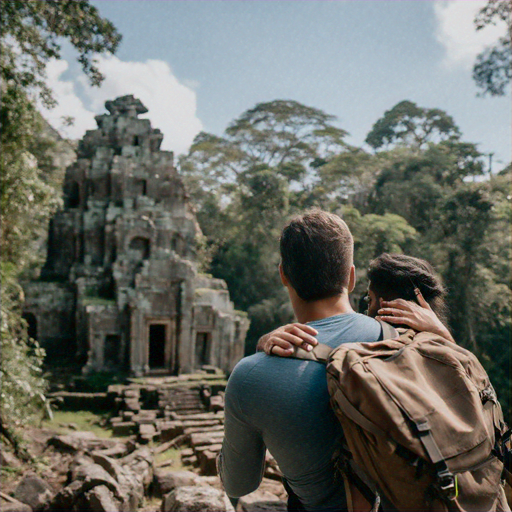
[104,335,121,369]
[149,324,166,368]
[195,332,211,368]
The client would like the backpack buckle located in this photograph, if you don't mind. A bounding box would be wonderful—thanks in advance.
[437,470,457,500]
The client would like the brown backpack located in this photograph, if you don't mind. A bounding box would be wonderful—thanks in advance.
[293,325,510,512]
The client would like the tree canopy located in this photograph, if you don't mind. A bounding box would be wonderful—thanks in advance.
[180,98,511,418]
[472,0,512,96]
[365,100,461,150]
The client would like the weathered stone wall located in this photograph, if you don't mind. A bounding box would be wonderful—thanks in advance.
[24,95,248,376]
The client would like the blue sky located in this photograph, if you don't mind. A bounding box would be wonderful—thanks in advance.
[43,0,511,171]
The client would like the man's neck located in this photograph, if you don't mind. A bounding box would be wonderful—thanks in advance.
[291,292,354,323]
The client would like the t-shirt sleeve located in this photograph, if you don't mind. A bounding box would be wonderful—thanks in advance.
[218,363,266,498]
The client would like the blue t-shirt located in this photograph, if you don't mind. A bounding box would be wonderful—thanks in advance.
[220,313,382,511]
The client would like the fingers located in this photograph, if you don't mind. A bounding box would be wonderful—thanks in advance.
[285,323,318,345]
[375,315,412,326]
[379,299,415,311]
[377,307,409,318]
[288,323,318,335]
[414,288,432,311]
[269,345,294,357]
[277,331,313,348]
[282,324,318,346]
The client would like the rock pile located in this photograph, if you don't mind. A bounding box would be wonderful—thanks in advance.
[105,374,283,484]
[153,470,287,512]
[4,372,287,511]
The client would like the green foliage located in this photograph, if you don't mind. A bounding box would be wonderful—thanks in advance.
[0,0,120,434]
[182,98,511,418]
[1,0,121,107]
[365,100,461,150]
[472,0,511,96]
[0,92,62,269]
[0,270,49,426]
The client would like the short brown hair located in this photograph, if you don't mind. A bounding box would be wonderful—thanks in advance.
[280,209,354,302]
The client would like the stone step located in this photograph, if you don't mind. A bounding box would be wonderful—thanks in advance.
[171,412,224,422]
[112,421,136,436]
[193,443,222,454]
[183,425,224,436]
[190,432,224,447]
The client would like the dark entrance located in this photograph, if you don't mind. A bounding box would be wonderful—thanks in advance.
[195,332,210,368]
[104,335,121,368]
[149,324,166,368]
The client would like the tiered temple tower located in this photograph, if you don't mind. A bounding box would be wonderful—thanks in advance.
[23,95,248,376]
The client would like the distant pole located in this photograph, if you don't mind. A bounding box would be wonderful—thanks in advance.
[488,152,494,183]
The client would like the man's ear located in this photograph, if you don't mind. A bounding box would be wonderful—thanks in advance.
[348,265,356,293]
[279,263,288,287]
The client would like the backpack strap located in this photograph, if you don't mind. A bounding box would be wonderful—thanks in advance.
[290,320,398,363]
[416,419,457,501]
[332,389,387,440]
[290,343,332,364]
[376,319,399,340]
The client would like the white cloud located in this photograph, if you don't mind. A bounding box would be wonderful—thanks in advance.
[434,0,506,69]
[40,56,203,155]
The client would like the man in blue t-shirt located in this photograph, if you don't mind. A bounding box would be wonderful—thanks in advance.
[218,209,382,511]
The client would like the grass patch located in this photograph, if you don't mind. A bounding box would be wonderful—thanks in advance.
[81,297,116,307]
[140,496,162,510]
[77,371,129,392]
[1,465,22,477]
[42,410,112,438]
[154,447,184,470]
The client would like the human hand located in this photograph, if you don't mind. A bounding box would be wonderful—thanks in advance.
[375,289,455,343]
[256,323,319,357]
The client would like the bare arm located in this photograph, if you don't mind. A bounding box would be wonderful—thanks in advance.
[256,323,318,357]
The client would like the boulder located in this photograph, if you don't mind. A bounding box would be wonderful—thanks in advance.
[80,485,119,512]
[153,470,197,497]
[120,447,153,493]
[238,489,287,512]
[258,479,287,500]
[92,439,135,459]
[14,473,53,511]
[194,476,223,490]
[0,449,22,469]
[46,480,83,511]
[0,493,32,512]
[92,453,142,511]
[161,486,233,512]
[47,431,99,452]
[48,460,129,511]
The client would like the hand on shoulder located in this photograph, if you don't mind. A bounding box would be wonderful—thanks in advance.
[256,323,318,357]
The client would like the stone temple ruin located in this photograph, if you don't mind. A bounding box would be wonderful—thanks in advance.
[23,95,249,376]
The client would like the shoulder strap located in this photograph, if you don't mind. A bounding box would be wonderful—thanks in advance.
[290,343,332,364]
[290,320,398,363]
[377,319,399,340]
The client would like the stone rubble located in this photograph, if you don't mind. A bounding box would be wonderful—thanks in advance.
[3,372,287,512]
